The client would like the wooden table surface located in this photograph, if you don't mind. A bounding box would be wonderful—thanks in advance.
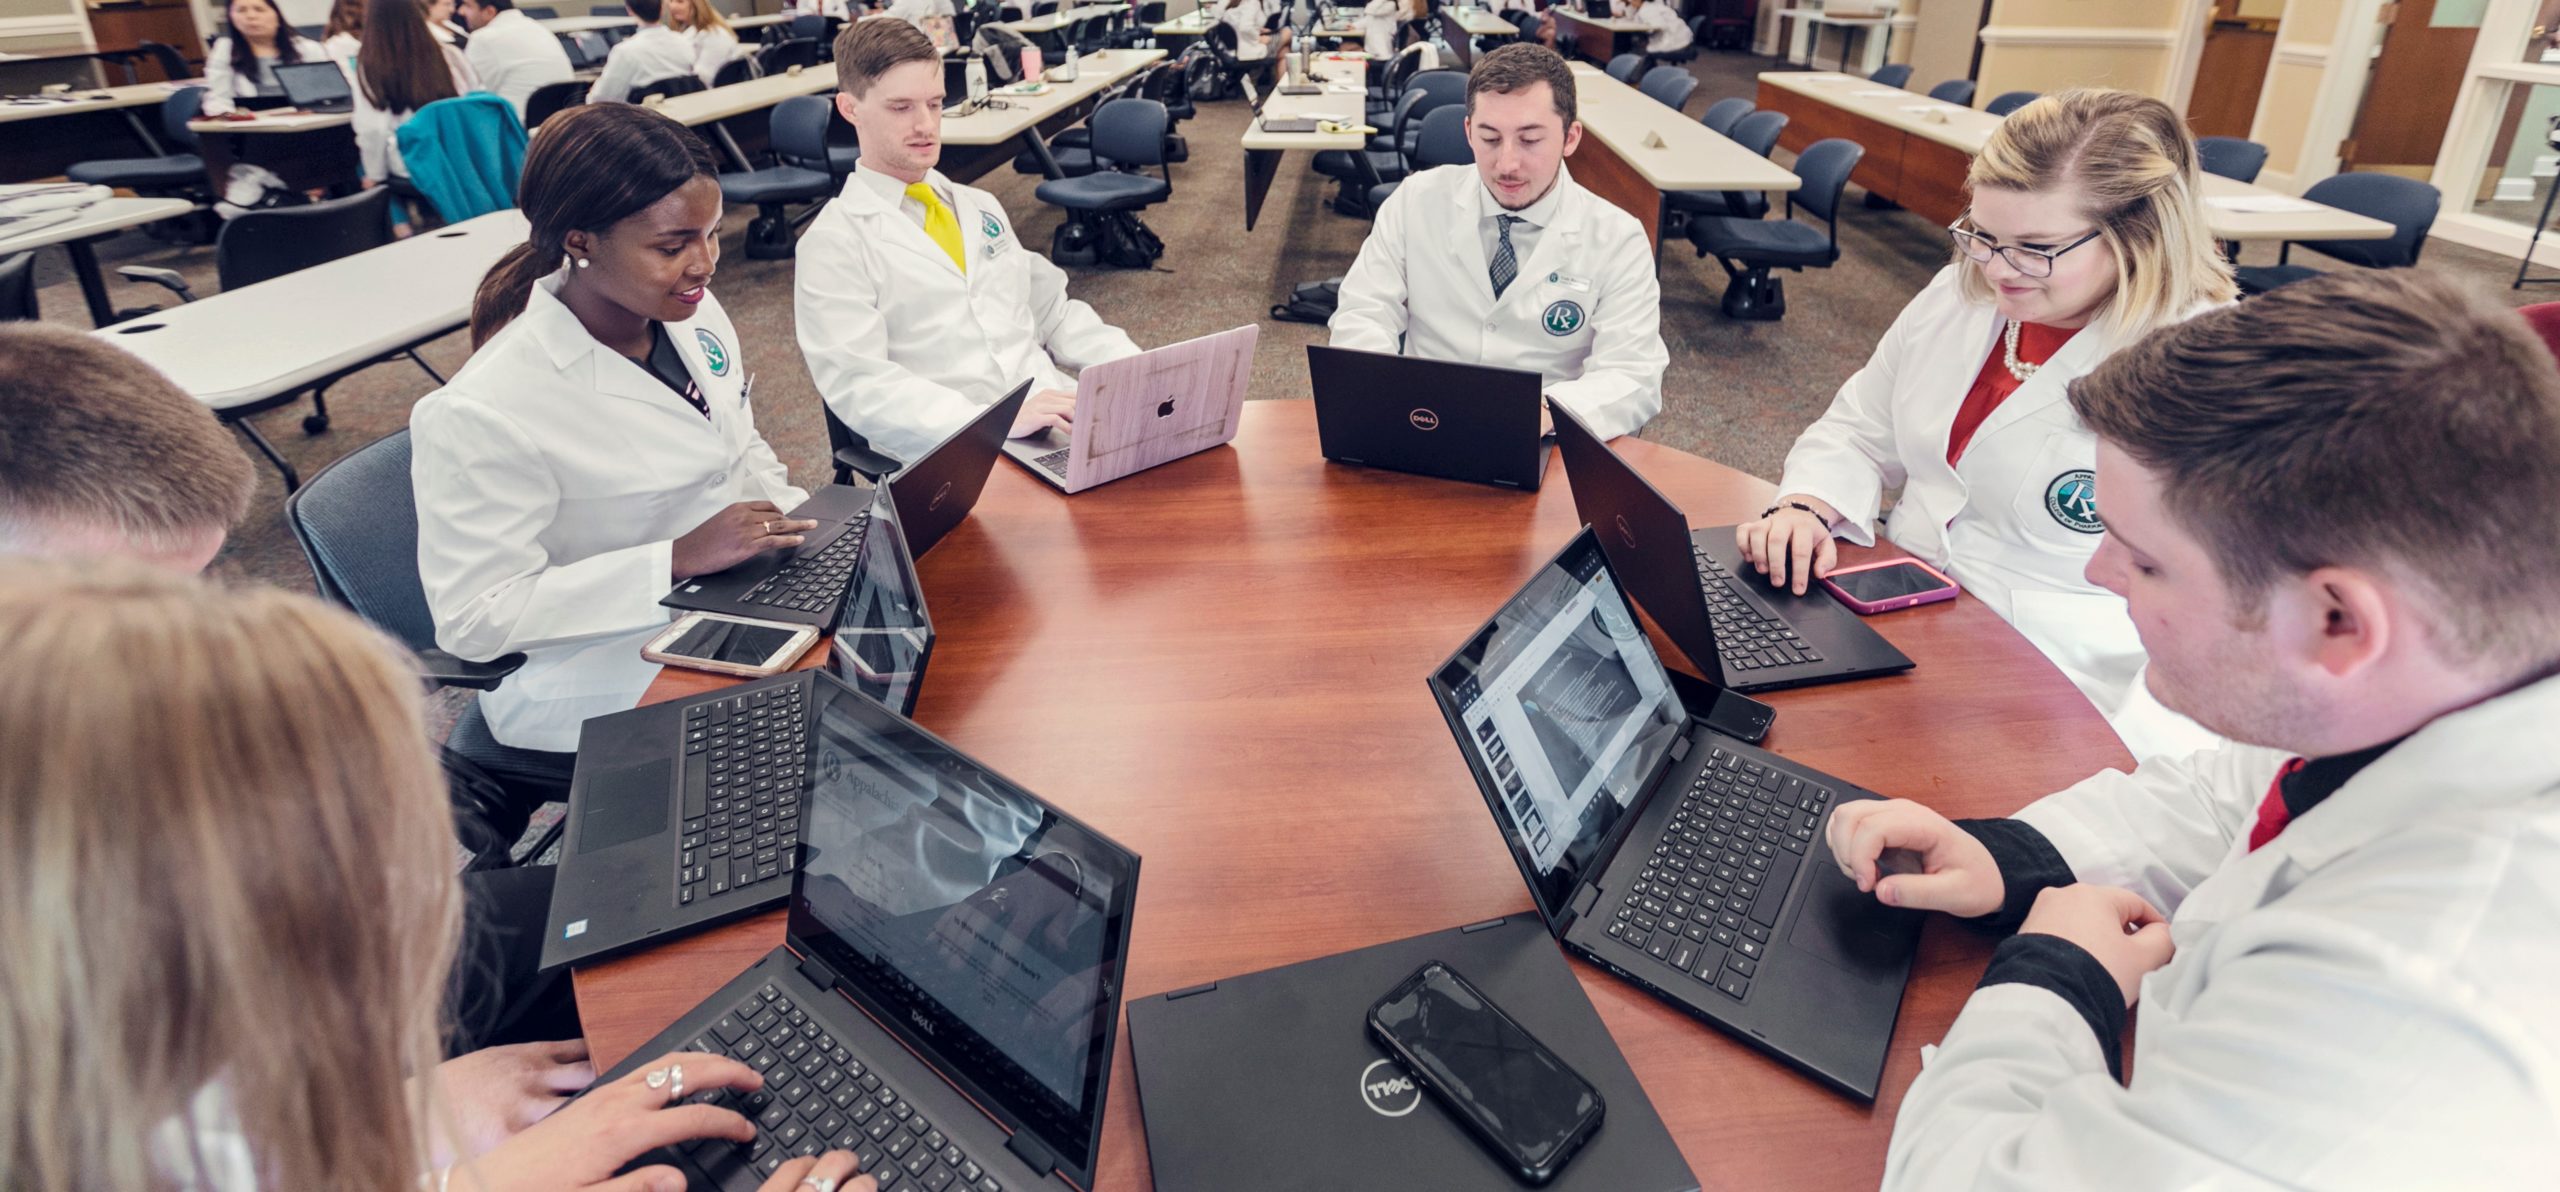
[575,400,2133,1191]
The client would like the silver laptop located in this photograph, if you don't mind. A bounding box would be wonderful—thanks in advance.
[1000,325,1258,494]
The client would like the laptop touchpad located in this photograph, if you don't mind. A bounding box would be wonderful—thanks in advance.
[575,760,670,855]
[1785,865,1921,981]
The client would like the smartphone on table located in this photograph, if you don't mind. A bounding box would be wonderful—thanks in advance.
[1819,557,1960,615]
[1366,960,1605,1187]
[640,612,818,678]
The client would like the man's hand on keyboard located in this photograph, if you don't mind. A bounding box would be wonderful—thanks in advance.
[674,502,819,580]
[1823,798,2002,917]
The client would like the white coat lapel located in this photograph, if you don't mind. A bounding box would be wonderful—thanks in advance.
[1449,174,1492,302]
[845,167,966,282]
[1492,168,1579,314]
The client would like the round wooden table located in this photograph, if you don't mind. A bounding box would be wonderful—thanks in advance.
[576,400,2133,1190]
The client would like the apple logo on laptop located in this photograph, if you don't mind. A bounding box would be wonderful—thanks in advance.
[1156,397,1176,418]
[1359,1058,1422,1118]
[1408,408,1440,432]
[929,481,953,512]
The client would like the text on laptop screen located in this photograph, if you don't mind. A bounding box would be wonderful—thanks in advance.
[824,482,932,717]
[789,687,1136,1169]
[1435,534,1684,918]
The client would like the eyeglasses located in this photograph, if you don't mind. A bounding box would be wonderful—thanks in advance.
[1947,211,2103,279]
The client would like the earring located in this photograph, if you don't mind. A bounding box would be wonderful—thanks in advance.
[575,256,591,268]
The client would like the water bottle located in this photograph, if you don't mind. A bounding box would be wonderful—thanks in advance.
[1020,45,1043,83]
[965,53,988,101]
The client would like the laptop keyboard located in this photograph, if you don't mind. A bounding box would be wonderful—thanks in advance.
[1693,548,1824,674]
[743,512,871,614]
[673,982,1006,1192]
[1605,747,1834,1002]
[678,684,809,907]
[1032,448,1071,479]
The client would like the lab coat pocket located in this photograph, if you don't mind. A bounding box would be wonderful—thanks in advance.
[1529,275,1597,354]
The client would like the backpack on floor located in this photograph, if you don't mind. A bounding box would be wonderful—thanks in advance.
[1270,276,1341,324]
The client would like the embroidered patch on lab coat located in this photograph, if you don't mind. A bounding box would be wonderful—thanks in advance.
[1541,300,1585,336]
[695,328,731,376]
[2045,469,2102,533]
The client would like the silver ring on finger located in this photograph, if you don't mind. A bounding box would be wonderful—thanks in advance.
[799,1178,838,1192]
[761,520,772,536]
[643,1066,671,1094]
[667,1063,685,1103]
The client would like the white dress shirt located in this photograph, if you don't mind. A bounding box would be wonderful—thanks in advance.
[465,8,577,115]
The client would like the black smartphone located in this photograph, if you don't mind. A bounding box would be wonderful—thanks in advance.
[1366,961,1604,1187]
[1666,668,1774,744]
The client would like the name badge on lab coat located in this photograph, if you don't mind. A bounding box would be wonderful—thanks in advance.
[1546,271,1592,293]
[980,211,1009,260]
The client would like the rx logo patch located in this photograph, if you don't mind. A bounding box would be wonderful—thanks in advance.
[2045,469,2102,534]
[695,328,730,376]
[981,212,1003,240]
[1359,1058,1422,1118]
[1541,300,1584,336]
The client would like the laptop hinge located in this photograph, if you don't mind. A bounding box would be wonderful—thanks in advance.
[1460,916,1508,935]
[1163,981,1219,1001]
[795,954,840,994]
[1006,1131,1059,1179]
[1564,885,1600,931]
[1668,735,1692,763]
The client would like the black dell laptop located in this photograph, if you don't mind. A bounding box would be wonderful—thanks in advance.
[661,381,1028,628]
[1308,344,1553,491]
[1549,401,1912,693]
[594,685,1141,1192]
[1127,915,1698,1192]
[1427,529,1922,1100]
[274,61,356,113]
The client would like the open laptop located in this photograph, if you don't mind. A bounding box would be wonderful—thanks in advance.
[594,681,1141,1192]
[1001,325,1257,493]
[822,476,934,718]
[1127,915,1699,1191]
[1549,401,1914,692]
[662,381,1029,628]
[1308,344,1553,490]
[1245,74,1322,134]
[274,61,355,113]
[1426,529,1922,1100]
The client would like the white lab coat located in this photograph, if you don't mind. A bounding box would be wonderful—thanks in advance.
[352,45,478,183]
[1775,266,2218,760]
[687,25,745,84]
[199,36,332,114]
[1886,671,2560,1189]
[1360,0,1398,57]
[412,276,805,753]
[794,167,1142,464]
[796,0,849,18]
[1223,0,1277,59]
[586,23,698,103]
[1626,1,1687,52]
[465,8,577,115]
[1330,162,1668,441]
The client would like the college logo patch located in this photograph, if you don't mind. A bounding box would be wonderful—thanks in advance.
[981,212,1003,240]
[695,328,730,376]
[2044,469,2102,534]
[1541,300,1585,336]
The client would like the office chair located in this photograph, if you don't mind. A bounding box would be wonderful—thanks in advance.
[1015,66,1156,176]
[759,35,828,72]
[1365,103,1470,209]
[719,94,838,258]
[66,87,213,214]
[789,12,827,39]
[1867,62,1911,88]
[520,4,560,16]
[1035,98,1173,266]
[592,2,627,14]
[2195,136,2268,184]
[2233,173,2439,295]
[1984,90,2037,117]
[1666,108,1785,225]
[1926,78,1975,107]
[0,252,35,322]
[1686,136,1864,320]
[1606,52,1644,83]
[629,73,707,104]
[524,80,587,127]
[711,55,763,87]
[1699,95,1752,138]
[1638,65,1697,112]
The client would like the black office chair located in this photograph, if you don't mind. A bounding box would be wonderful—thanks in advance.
[1926,78,1975,107]
[523,79,588,128]
[759,36,827,72]
[1140,59,1195,161]
[2233,173,2439,295]
[1606,52,1644,83]
[1199,22,1250,99]
[1317,77,1460,217]
[711,55,762,87]
[2196,135,2268,184]
[629,73,707,104]
[1699,95,1751,138]
[1014,65,1155,176]
[1035,98,1173,267]
[1983,90,2037,117]
[1867,62,1911,88]
[0,252,36,322]
[66,87,212,211]
[1637,65,1696,112]
[1508,10,1538,39]
[598,23,632,45]
[592,2,627,13]
[1365,103,1470,209]
[131,41,193,84]
[719,94,837,259]
[1666,108,1785,225]
[1685,136,1863,320]
[521,4,560,16]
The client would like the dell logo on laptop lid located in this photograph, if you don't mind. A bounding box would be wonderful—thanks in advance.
[1408,408,1440,431]
[1615,514,1637,549]
[1359,1058,1421,1117]
[929,481,954,512]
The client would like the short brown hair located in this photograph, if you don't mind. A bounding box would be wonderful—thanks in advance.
[1467,43,1576,128]
[0,325,254,552]
[2068,270,2560,673]
[834,15,938,98]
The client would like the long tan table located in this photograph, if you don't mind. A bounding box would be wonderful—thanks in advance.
[940,47,1166,180]
[0,80,191,183]
[184,108,360,195]
[1439,5,1521,68]
[575,400,2135,1192]
[1237,53,1371,230]
[1554,8,1649,65]
[1570,61,1800,254]
[0,194,195,323]
[1754,70,2396,243]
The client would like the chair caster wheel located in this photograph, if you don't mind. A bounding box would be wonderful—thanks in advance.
[1720,276,1787,321]
[302,413,331,435]
[744,215,796,260]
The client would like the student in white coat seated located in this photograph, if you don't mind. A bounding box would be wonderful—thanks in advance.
[668,0,748,84]
[457,0,577,116]
[1734,91,2234,760]
[795,18,1143,465]
[414,104,815,759]
[353,0,480,190]
[586,0,701,103]
[882,0,956,46]
[322,0,366,65]
[1330,44,1669,441]
[201,0,330,114]
[1624,0,1687,56]
[1831,270,2560,1190]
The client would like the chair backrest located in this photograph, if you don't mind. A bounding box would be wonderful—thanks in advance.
[1787,136,1863,229]
[1405,67,1466,107]
[524,79,587,127]
[770,93,836,171]
[790,12,827,39]
[1926,78,1975,107]
[1380,43,1424,94]
[2195,135,2268,184]
[2296,172,2439,267]
[760,37,826,72]
[1091,97,1170,168]
[630,73,707,104]
[1605,52,1643,83]
[136,41,192,85]
[1728,108,1786,158]
[1984,89,2037,116]
[160,84,206,150]
[520,4,559,16]
[2519,302,2560,364]
[215,187,394,291]
[1868,62,1911,88]
[0,252,36,322]
[1139,1,1168,22]
[1637,65,1695,112]
[711,56,760,87]
[1032,0,1058,15]
[1205,19,1239,60]
[284,429,440,655]
[1413,103,1469,169]
[593,3,627,13]
[1397,77,1463,149]
[1699,95,1751,138]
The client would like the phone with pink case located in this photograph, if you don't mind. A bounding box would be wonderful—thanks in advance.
[1818,558,1960,615]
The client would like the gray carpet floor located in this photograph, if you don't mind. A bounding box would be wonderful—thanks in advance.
[17,47,2546,597]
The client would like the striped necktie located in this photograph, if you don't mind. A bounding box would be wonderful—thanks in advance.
[1489,214,1521,299]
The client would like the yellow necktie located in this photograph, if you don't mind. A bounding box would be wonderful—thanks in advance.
[906,182,966,275]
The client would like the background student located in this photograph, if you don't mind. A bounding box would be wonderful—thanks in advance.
[1624,0,1688,57]
[1219,0,1291,85]
[1829,270,2560,1190]
[414,104,810,768]
[796,17,1142,464]
[586,0,698,104]
[458,0,577,116]
[201,0,328,114]
[1330,44,1669,440]
[668,0,747,85]
[354,0,480,189]
[1731,90,2233,760]
[323,0,366,65]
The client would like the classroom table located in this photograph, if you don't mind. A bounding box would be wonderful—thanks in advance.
[1237,52,1370,230]
[1149,6,1219,54]
[1773,7,1914,74]
[652,64,845,170]
[1438,5,1520,69]
[0,195,196,324]
[184,108,360,195]
[92,209,527,489]
[573,399,2136,1192]
[0,80,190,183]
[940,48,1166,181]
[994,1,1126,48]
[1553,8,1649,65]
[1568,61,1800,253]
[1753,70,2397,243]
[540,13,641,32]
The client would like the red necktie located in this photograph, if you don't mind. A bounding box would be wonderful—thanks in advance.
[2246,757,2308,853]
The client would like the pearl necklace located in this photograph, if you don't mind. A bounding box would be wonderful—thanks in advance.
[2002,320,2038,383]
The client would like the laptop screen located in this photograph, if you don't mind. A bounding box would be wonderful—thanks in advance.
[823,482,933,718]
[1429,529,1685,924]
[274,61,352,108]
[787,687,1139,1184]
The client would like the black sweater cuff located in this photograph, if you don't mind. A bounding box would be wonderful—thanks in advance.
[1977,932,2127,1079]
[1955,817,2075,935]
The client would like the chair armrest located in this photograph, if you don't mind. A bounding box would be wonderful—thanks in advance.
[417,648,525,691]
[114,265,194,302]
[834,442,905,485]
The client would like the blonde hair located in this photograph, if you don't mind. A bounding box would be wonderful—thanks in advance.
[688,0,731,35]
[0,561,460,1192]
[1957,88,2236,340]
